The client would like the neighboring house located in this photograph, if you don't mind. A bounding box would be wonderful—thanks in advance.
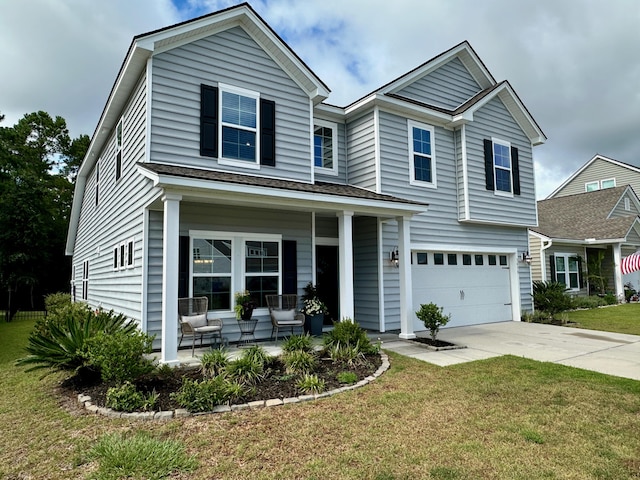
[529,186,640,300]
[66,3,546,364]
[548,154,640,198]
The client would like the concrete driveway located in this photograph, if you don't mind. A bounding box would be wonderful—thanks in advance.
[380,322,640,381]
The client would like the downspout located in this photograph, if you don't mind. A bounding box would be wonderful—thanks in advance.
[540,239,552,282]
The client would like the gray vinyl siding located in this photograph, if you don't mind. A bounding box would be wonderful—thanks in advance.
[314,118,347,184]
[463,97,537,225]
[552,159,640,198]
[346,111,376,190]
[610,191,640,217]
[381,221,400,330]
[72,74,157,324]
[395,57,482,109]
[353,217,379,330]
[315,216,338,238]
[146,209,164,344]
[146,204,313,345]
[149,26,312,182]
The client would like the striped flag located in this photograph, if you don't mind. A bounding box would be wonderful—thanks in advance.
[621,252,640,275]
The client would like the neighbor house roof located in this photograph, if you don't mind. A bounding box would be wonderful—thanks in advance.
[532,185,639,242]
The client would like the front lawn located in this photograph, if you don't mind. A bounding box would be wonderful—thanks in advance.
[3,315,640,479]
[565,303,640,336]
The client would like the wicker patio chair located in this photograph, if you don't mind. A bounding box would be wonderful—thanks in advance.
[266,294,304,341]
[178,296,223,356]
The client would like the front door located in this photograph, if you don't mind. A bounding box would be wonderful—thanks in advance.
[316,245,339,324]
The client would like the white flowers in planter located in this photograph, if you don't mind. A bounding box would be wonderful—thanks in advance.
[301,298,327,316]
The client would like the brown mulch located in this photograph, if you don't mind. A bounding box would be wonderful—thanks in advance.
[409,337,457,348]
[60,353,382,412]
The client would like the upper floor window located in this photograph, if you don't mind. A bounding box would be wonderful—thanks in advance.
[586,178,616,192]
[408,120,436,187]
[115,119,123,181]
[200,84,276,168]
[625,197,631,211]
[314,120,337,175]
[484,138,520,196]
[94,161,100,206]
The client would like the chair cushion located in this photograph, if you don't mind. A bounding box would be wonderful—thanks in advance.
[271,309,296,322]
[193,325,222,333]
[186,313,207,328]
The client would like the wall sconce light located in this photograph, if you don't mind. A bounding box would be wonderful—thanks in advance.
[390,247,399,268]
[521,251,532,264]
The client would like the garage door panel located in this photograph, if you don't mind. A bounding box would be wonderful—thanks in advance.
[411,251,513,329]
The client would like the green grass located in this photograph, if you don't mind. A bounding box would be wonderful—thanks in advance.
[3,314,640,479]
[565,303,640,335]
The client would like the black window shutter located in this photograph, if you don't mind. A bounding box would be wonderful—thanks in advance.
[200,84,218,157]
[116,151,122,180]
[483,139,494,191]
[549,255,556,281]
[577,256,585,289]
[260,98,276,166]
[282,240,297,294]
[178,236,190,298]
[511,146,521,195]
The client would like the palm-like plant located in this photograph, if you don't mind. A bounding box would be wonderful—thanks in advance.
[16,308,136,375]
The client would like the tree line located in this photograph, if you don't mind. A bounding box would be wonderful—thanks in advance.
[0,111,89,319]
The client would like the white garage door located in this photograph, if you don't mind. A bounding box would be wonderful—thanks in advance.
[411,251,512,330]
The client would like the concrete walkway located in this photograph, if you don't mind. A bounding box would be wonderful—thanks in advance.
[379,322,640,381]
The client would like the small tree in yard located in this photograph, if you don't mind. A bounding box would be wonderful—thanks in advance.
[416,303,451,342]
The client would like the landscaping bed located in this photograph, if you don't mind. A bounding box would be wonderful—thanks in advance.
[61,353,382,412]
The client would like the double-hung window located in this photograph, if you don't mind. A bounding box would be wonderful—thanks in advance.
[484,138,520,195]
[192,238,233,310]
[115,119,123,181]
[314,120,337,174]
[554,254,580,290]
[408,120,436,187]
[82,260,89,301]
[113,239,135,271]
[244,240,279,308]
[220,85,259,167]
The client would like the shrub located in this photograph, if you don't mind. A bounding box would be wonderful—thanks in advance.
[105,381,158,412]
[282,333,314,353]
[241,345,272,368]
[603,293,617,305]
[336,371,358,384]
[88,432,197,479]
[17,308,138,375]
[415,303,451,342]
[200,348,230,378]
[296,374,325,394]
[31,301,90,339]
[327,342,367,366]
[532,281,573,315]
[171,376,245,412]
[43,292,72,314]
[323,319,377,354]
[226,355,264,384]
[571,295,607,309]
[85,329,155,384]
[282,349,317,374]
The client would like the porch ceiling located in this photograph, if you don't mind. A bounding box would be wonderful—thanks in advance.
[139,163,428,218]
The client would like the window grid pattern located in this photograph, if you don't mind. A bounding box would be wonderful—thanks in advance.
[221,90,257,162]
[493,142,512,193]
[314,126,333,168]
[412,126,433,183]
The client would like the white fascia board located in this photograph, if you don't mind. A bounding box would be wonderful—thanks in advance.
[528,229,551,242]
[346,94,453,126]
[65,175,87,256]
[138,166,425,217]
[459,217,537,228]
[314,102,346,122]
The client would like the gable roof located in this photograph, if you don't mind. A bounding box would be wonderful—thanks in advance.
[343,41,546,145]
[547,154,640,199]
[532,185,640,242]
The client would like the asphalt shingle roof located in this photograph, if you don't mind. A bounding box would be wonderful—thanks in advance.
[141,163,427,207]
[533,186,638,241]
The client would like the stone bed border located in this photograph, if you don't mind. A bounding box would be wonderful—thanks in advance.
[76,352,390,420]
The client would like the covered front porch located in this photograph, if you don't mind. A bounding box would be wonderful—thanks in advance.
[139,164,427,364]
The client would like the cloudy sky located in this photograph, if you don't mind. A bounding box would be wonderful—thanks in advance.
[2,0,639,198]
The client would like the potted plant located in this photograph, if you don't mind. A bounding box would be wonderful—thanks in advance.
[234,290,255,320]
[300,297,327,336]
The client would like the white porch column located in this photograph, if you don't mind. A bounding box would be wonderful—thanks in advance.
[161,193,182,365]
[338,211,355,321]
[397,216,415,339]
[613,243,624,302]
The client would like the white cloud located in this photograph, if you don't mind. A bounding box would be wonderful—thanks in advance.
[2,0,639,199]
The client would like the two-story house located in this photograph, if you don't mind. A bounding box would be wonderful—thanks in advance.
[530,155,640,299]
[66,3,546,363]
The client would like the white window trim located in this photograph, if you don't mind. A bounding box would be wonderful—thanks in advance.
[408,120,437,188]
[113,238,135,271]
[601,177,616,189]
[82,260,89,301]
[491,137,513,197]
[585,180,599,192]
[218,83,261,170]
[189,230,282,315]
[555,253,580,291]
[115,117,123,181]
[313,119,338,176]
